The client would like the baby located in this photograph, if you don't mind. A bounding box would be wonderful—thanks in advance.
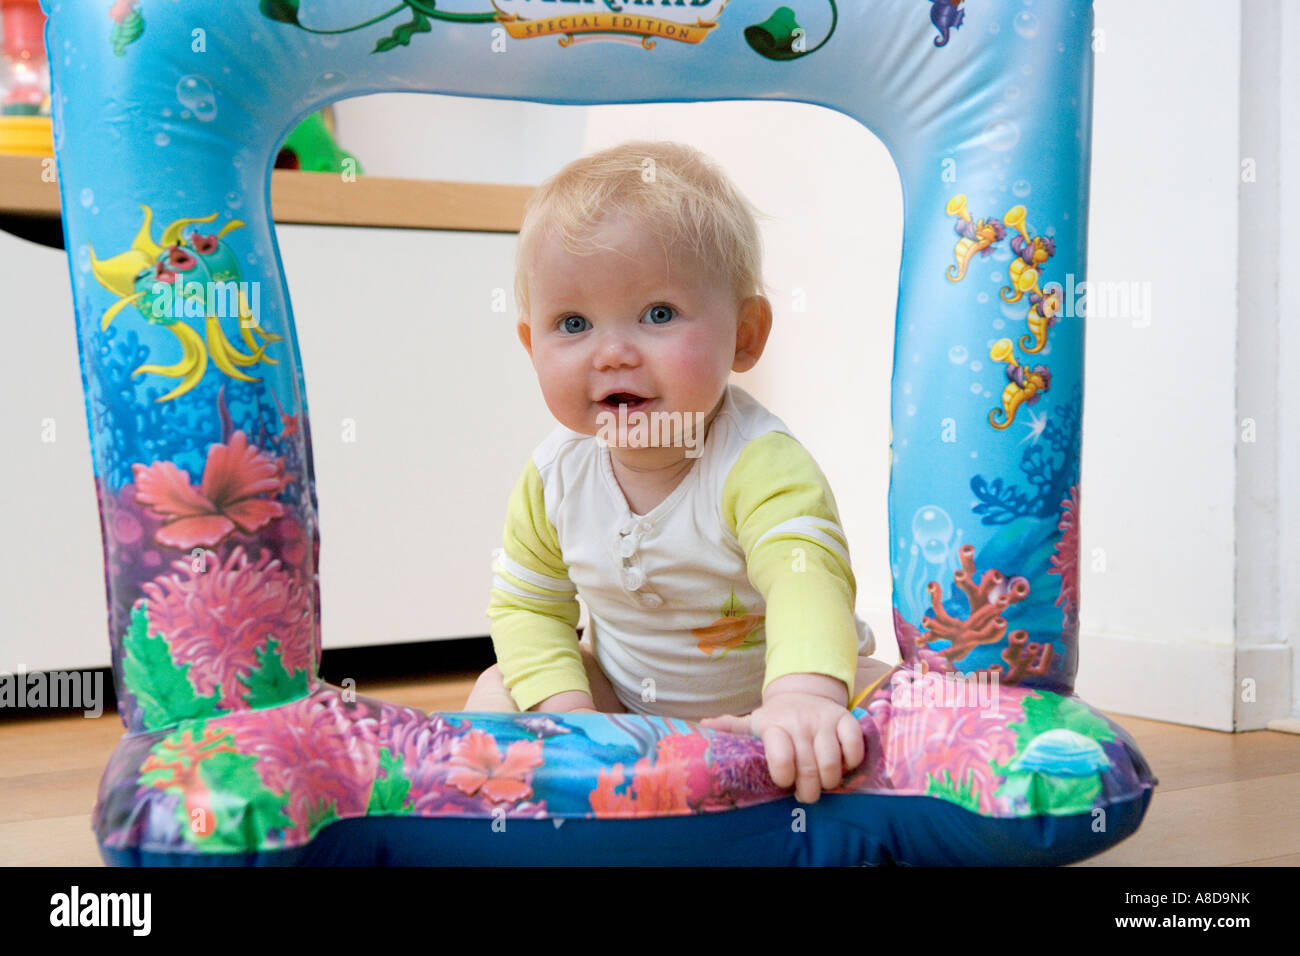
[464,140,890,803]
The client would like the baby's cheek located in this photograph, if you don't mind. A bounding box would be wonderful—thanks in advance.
[668,337,727,384]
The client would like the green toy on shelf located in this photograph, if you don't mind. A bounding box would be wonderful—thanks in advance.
[275,108,362,175]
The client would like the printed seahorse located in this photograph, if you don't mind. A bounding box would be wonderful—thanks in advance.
[988,339,1051,430]
[945,195,1007,282]
[1020,289,1062,355]
[930,0,966,48]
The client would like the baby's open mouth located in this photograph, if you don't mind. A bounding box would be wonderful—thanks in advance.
[601,392,651,408]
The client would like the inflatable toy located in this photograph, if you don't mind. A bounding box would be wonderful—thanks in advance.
[40,0,1156,865]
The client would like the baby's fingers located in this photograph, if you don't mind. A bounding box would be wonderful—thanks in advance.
[699,714,750,736]
[813,727,845,794]
[760,725,795,789]
[836,711,866,772]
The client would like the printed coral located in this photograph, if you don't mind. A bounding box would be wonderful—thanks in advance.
[918,544,1030,664]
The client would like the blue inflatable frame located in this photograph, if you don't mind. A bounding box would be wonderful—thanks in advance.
[41,0,1156,865]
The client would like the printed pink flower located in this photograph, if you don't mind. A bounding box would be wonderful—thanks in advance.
[216,688,380,842]
[141,545,314,709]
[132,430,291,550]
[864,670,1023,815]
[446,730,544,804]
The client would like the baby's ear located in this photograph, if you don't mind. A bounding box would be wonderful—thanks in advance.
[732,295,773,372]
[516,317,533,356]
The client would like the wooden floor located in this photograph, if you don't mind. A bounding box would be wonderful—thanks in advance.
[3,672,1298,867]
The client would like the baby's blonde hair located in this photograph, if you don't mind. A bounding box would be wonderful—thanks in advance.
[514,140,770,317]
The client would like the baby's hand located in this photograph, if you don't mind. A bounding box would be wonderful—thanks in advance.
[700,684,864,803]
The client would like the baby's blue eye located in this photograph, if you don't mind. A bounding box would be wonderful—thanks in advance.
[560,315,589,334]
[643,304,676,325]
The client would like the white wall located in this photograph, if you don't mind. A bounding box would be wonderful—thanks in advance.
[1072,0,1243,728]
[1276,1,1300,721]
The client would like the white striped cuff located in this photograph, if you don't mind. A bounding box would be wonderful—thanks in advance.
[490,547,576,602]
[753,515,851,566]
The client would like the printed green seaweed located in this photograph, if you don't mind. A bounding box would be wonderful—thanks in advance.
[260,0,498,55]
[121,603,220,729]
[241,638,311,709]
[926,767,983,814]
[367,747,412,814]
[304,792,341,836]
[195,749,295,849]
[139,726,292,850]
[1004,691,1116,754]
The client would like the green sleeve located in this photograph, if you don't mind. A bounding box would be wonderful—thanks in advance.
[485,459,591,712]
[720,431,860,701]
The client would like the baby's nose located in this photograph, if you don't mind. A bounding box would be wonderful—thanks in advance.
[594,330,641,366]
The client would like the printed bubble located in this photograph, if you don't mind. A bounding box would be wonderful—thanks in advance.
[177,75,217,122]
[981,119,1020,152]
[1012,180,1032,198]
[79,187,94,208]
[912,506,954,563]
[1001,300,1027,322]
[154,132,170,147]
[948,345,969,364]
[225,191,243,209]
[1013,12,1039,39]
[313,71,347,95]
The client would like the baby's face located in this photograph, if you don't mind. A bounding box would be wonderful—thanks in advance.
[518,211,757,458]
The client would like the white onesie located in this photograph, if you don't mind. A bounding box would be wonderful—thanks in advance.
[487,384,874,721]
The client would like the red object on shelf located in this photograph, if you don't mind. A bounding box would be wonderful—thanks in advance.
[1,0,50,116]
[2,0,46,56]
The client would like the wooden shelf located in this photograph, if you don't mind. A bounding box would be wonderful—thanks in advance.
[0,154,531,246]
